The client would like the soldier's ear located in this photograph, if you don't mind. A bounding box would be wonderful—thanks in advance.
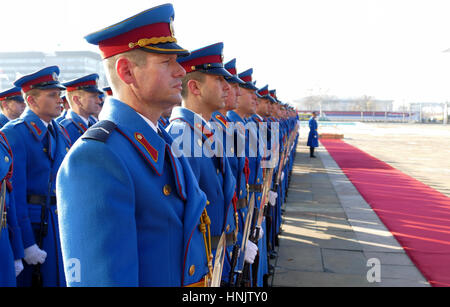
[187,79,201,97]
[1,100,8,111]
[116,56,135,85]
[72,95,81,106]
[26,95,36,107]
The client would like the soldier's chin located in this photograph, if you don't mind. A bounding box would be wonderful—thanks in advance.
[53,109,62,118]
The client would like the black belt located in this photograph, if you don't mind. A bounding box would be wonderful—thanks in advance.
[27,195,57,206]
[236,198,247,210]
[211,233,235,249]
[248,184,263,193]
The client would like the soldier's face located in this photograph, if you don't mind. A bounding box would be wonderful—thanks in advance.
[135,53,186,109]
[224,82,240,111]
[80,91,101,116]
[257,99,269,116]
[5,99,26,119]
[201,74,230,112]
[240,88,257,115]
[30,89,62,121]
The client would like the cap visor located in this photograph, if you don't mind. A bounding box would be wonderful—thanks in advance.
[200,67,233,78]
[140,42,190,57]
[239,82,258,91]
[35,84,66,91]
[83,87,104,94]
[225,75,245,85]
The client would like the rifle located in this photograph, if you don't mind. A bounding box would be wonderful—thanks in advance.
[249,167,275,286]
[234,194,255,287]
[31,179,51,287]
[0,180,6,240]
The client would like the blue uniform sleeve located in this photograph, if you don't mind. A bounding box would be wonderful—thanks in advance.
[56,140,139,286]
[2,126,34,249]
[7,192,24,260]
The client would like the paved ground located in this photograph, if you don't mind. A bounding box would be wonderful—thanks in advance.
[271,139,431,287]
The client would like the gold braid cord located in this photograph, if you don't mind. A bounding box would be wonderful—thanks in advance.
[199,209,213,281]
[128,36,177,49]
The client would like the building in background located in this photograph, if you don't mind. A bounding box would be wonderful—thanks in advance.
[294,96,394,113]
[0,51,106,90]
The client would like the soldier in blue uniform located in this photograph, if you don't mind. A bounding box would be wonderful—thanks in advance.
[0,130,24,286]
[60,74,103,144]
[57,4,212,287]
[216,58,248,238]
[0,87,26,128]
[169,43,257,285]
[226,68,267,286]
[307,111,319,158]
[2,66,71,287]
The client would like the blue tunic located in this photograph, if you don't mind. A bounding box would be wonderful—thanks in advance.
[1,108,71,287]
[307,117,319,148]
[168,107,236,283]
[0,131,24,287]
[0,113,10,128]
[60,110,93,144]
[57,98,209,287]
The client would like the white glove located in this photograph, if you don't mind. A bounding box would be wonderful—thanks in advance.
[269,191,278,207]
[253,227,264,241]
[281,171,285,181]
[23,244,47,265]
[244,241,258,264]
[15,259,24,277]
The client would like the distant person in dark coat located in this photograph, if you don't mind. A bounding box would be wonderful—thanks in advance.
[307,111,319,158]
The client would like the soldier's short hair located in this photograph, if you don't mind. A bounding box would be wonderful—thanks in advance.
[181,71,206,99]
[23,89,41,105]
[103,49,148,92]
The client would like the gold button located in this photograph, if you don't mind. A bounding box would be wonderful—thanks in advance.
[55,209,58,215]
[137,134,143,140]
[216,169,219,175]
[230,147,234,154]
[66,147,69,152]
[189,265,195,276]
[43,148,47,153]
[258,196,261,201]
[206,200,210,206]
[197,139,202,147]
[163,185,172,196]
[257,178,260,183]
[4,156,9,163]
[226,225,230,232]
[240,190,243,196]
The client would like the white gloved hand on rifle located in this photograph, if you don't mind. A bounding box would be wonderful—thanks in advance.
[15,259,24,277]
[23,244,47,265]
[269,191,278,207]
[253,227,264,241]
[244,241,258,264]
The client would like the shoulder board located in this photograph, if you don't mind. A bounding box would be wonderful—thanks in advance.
[82,120,117,143]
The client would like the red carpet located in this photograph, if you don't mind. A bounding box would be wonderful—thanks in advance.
[321,139,450,287]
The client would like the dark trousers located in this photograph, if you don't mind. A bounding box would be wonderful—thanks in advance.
[309,147,315,157]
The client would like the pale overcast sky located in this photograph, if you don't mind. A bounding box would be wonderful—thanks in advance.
[2,0,450,106]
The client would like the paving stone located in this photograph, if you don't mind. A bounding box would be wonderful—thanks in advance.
[272,144,429,287]
[273,270,374,287]
[321,249,368,275]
